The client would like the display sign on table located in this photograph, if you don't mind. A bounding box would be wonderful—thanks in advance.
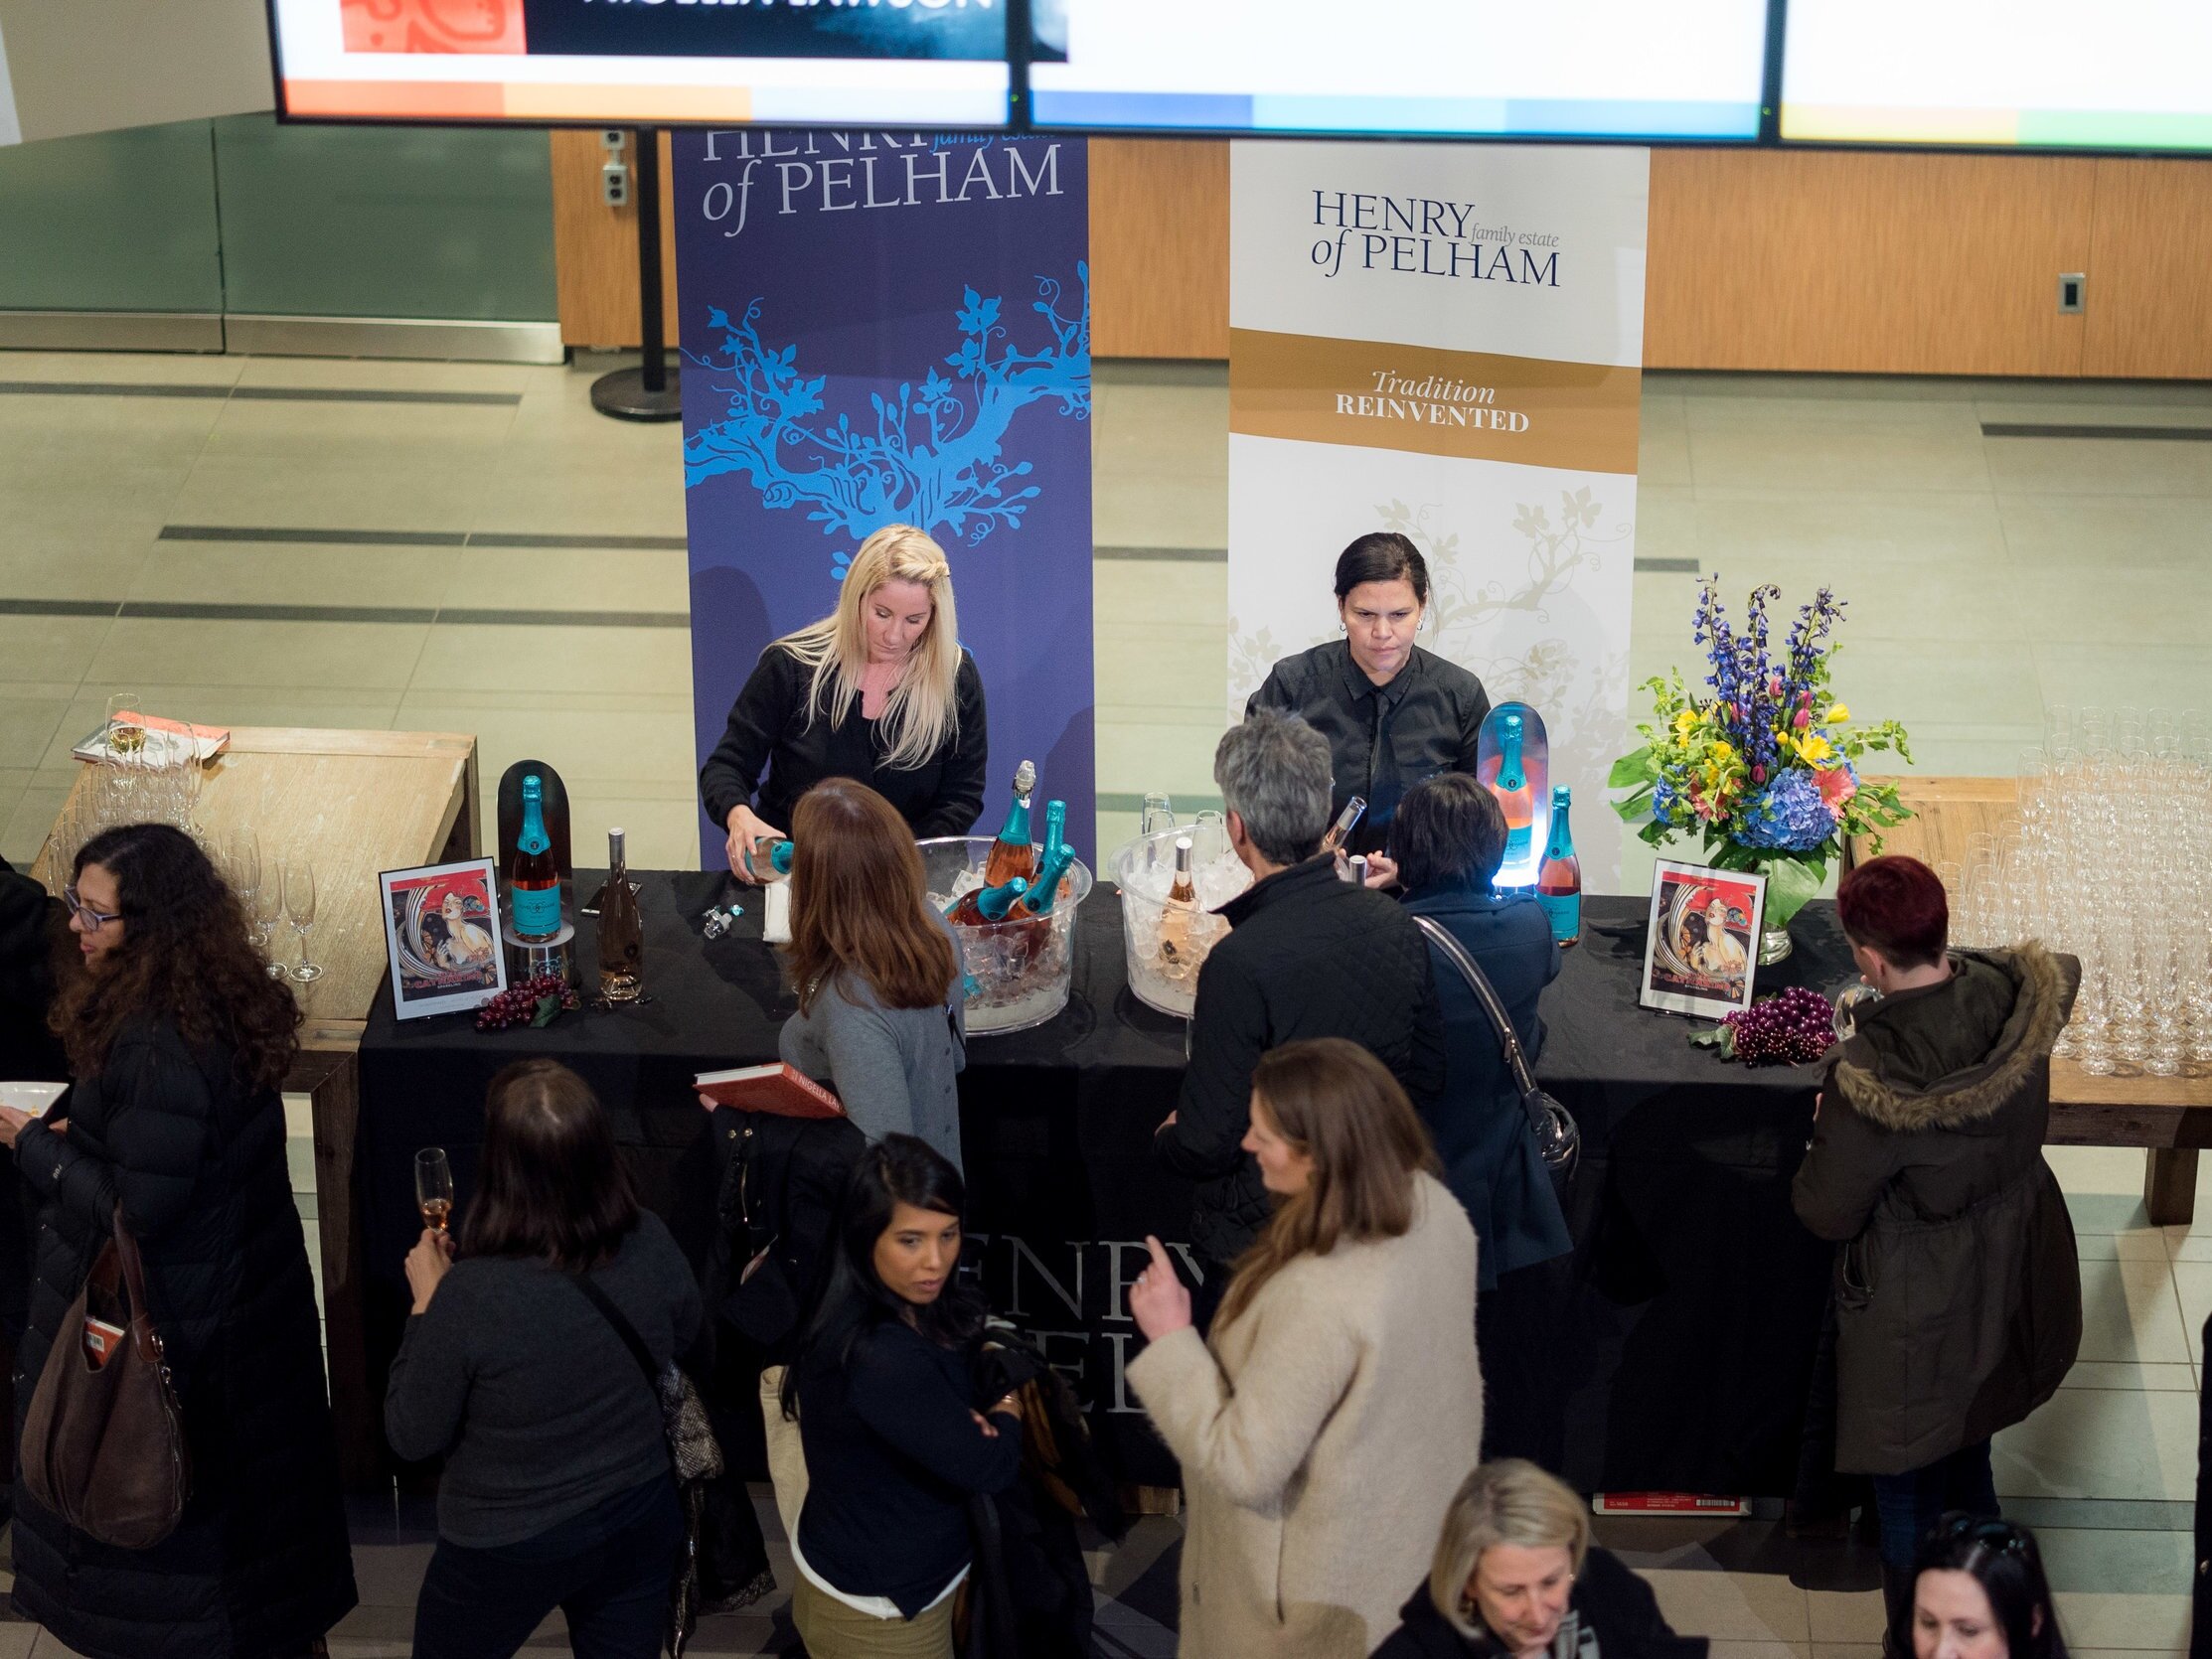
[265,0,1012,127]
[380,858,507,1021]
[1639,858,1765,1020]
[1225,139,1648,889]
[672,129,1095,866]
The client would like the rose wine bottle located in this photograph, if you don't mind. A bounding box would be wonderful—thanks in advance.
[948,876,1029,927]
[1160,835,1200,963]
[597,828,644,1001]
[1318,795,1366,855]
[982,760,1039,888]
[750,837,796,878]
[1536,786,1581,947]
[510,774,562,942]
[1491,712,1534,864]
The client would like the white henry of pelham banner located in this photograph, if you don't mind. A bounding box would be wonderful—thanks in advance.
[1226,139,1650,889]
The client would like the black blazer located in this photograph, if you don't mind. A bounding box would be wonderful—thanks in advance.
[699,642,989,842]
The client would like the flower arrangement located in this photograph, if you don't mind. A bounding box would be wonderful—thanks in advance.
[1609,580,1913,938]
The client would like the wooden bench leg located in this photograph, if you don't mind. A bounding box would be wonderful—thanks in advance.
[2144,1148,2198,1227]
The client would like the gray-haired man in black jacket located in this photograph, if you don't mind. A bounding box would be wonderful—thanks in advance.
[1155,710,1445,1304]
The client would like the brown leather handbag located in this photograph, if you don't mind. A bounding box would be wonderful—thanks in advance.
[21,1205,191,1548]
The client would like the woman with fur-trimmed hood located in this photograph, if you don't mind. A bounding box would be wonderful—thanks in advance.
[1793,855,2079,1656]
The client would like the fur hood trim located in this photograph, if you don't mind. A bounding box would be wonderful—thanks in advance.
[1832,941,2067,1134]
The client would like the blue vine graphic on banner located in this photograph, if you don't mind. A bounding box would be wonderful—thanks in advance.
[684,266,1090,576]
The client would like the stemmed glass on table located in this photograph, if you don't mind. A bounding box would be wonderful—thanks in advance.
[281,857,323,983]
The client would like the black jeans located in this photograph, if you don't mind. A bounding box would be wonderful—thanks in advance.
[412,1475,682,1659]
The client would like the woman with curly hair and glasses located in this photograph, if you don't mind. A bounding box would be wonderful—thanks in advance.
[0,823,355,1659]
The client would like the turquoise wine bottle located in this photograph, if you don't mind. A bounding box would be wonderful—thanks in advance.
[750,837,795,877]
[1493,712,1533,864]
[1010,840,1079,920]
[948,876,1029,926]
[1536,786,1581,947]
[510,775,562,942]
[982,761,1039,888]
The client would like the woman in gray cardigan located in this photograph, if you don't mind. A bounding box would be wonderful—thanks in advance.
[777,778,968,1168]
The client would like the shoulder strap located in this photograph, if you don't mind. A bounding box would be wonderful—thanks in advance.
[566,1270,661,1395]
[1413,914,1542,1099]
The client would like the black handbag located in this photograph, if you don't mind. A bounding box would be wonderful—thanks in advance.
[567,1274,725,1657]
[1413,915,1581,1182]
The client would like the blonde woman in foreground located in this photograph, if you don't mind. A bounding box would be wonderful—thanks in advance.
[700,524,988,879]
[1374,1460,1706,1659]
[1128,1037,1483,1658]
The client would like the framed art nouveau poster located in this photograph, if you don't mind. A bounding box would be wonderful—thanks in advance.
[1640,860,1767,1019]
[381,857,505,1020]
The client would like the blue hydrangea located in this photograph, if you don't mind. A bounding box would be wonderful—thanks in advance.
[1652,776,1683,826]
[1735,769,1835,852]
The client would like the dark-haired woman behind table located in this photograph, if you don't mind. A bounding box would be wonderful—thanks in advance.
[780,1135,1022,1659]
[1246,531,1492,872]
[0,823,356,1659]
[387,1059,704,1659]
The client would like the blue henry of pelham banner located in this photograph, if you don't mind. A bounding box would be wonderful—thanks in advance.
[673,129,1095,869]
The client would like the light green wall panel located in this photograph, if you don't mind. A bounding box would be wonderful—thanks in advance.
[0,119,223,312]
[212,115,557,321]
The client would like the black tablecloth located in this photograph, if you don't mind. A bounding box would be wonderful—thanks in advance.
[358,875,1857,1494]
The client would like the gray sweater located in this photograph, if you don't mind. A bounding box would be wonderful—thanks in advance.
[779,944,968,1169]
[384,1211,702,1547]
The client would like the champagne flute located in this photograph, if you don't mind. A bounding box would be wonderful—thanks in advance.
[415,1148,455,1235]
[283,858,323,983]
[253,880,286,979]
[104,690,143,759]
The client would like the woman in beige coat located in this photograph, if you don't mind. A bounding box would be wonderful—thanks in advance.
[1128,1037,1485,1659]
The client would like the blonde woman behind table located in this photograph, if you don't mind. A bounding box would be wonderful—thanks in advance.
[699,525,989,880]
[1127,1037,1484,1659]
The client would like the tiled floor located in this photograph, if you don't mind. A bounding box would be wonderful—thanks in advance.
[1,350,2206,1656]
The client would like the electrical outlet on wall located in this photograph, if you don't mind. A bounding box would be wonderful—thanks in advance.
[601,161,630,208]
[2058,273,2086,313]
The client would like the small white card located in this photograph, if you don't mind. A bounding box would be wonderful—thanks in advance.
[762,880,792,945]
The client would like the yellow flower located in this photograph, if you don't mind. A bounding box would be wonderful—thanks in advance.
[1710,740,1735,764]
[1673,709,1699,738]
[1796,733,1835,765]
[1824,703,1850,724]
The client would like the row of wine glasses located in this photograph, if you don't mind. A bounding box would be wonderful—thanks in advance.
[1948,706,2212,1076]
[214,829,322,984]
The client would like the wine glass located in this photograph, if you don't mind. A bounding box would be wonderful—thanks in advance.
[283,858,322,983]
[415,1148,455,1236]
[104,690,143,760]
[253,880,286,979]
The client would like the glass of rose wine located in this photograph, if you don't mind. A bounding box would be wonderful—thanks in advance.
[415,1148,454,1236]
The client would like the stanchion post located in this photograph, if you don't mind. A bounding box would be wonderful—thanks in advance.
[590,125,685,422]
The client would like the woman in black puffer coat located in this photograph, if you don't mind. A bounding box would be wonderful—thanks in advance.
[0,824,356,1659]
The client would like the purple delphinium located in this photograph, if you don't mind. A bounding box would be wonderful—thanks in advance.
[1692,578,1785,775]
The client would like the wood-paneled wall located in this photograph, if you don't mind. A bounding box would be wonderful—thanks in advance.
[552,134,2212,378]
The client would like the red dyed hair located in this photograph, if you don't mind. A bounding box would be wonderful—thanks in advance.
[1836,854,1949,968]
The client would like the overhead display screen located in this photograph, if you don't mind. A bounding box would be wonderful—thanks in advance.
[267,0,1010,127]
[1026,0,1770,140]
[1782,0,2212,150]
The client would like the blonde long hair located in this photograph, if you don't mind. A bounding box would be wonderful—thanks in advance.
[777,525,962,772]
[1212,1038,1438,1333]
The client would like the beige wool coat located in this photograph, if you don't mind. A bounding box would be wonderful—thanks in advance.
[1127,1172,1484,1659]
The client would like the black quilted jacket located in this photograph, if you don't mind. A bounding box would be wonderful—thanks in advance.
[11,1018,357,1659]
[1158,855,1446,1265]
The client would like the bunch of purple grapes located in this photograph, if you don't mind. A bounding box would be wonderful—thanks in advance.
[475,973,580,1032]
[1722,985,1837,1066]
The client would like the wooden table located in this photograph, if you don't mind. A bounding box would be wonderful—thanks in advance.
[1847,776,2211,1225]
[34,727,479,1486]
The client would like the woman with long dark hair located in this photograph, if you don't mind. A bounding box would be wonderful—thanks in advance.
[780,1134,1022,1658]
[386,1058,703,1658]
[0,823,355,1659]
[1912,1515,2067,1659]
[1128,1038,1483,1658]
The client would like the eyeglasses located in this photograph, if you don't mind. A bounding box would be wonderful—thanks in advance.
[63,886,123,934]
